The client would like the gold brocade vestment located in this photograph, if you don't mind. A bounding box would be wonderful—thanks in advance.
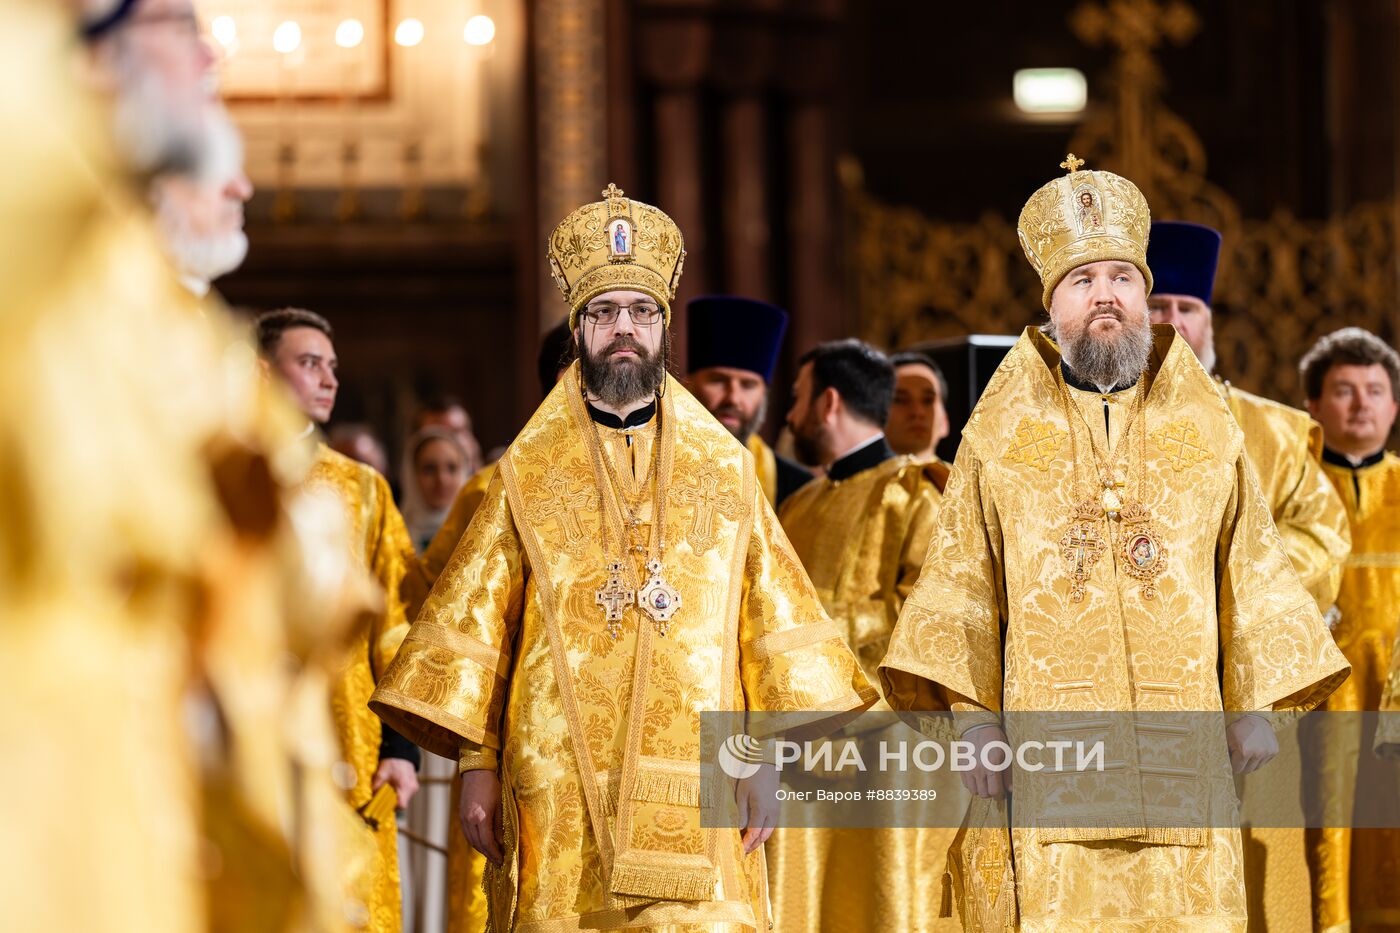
[371,367,876,932]
[308,444,418,933]
[402,462,499,933]
[1308,451,1400,933]
[879,326,1349,932]
[1220,384,1351,933]
[766,450,957,932]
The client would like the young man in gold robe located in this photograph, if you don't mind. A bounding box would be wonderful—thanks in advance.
[765,338,952,932]
[1299,326,1400,932]
[1147,221,1351,932]
[370,184,876,932]
[258,308,421,933]
[879,155,1349,930]
[685,295,811,508]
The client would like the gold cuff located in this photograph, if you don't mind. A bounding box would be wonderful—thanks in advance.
[458,745,498,773]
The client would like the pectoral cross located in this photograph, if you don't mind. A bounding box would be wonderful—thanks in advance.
[674,463,742,553]
[1059,515,1106,604]
[595,562,634,639]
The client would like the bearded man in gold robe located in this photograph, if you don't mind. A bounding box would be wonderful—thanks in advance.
[370,184,876,932]
[879,155,1349,931]
[1147,220,1351,932]
[763,338,951,932]
[1298,326,1400,932]
[258,307,421,933]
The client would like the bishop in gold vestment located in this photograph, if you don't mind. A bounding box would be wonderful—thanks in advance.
[1147,220,1351,932]
[372,186,874,932]
[880,159,1348,931]
[765,338,951,933]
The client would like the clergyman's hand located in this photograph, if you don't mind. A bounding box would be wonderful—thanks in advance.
[459,768,504,865]
[960,724,1011,799]
[735,763,779,854]
[1227,714,1278,775]
[372,757,420,808]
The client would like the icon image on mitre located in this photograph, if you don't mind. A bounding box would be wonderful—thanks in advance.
[1072,184,1104,234]
[607,217,633,259]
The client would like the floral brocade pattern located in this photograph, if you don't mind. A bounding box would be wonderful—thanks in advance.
[371,367,875,930]
[879,326,1350,926]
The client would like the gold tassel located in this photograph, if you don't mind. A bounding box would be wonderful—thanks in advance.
[939,869,954,918]
[631,771,701,807]
[609,862,716,902]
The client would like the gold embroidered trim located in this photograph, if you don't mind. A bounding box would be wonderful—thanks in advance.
[405,625,510,680]
[458,746,498,772]
[373,689,496,749]
[1002,417,1067,472]
[512,899,757,933]
[1149,418,1213,471]
[743,618,843,661]
[500,428,618,873]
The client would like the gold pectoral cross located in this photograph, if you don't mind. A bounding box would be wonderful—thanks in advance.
[595,562,635,639]
[1059,501,1107,603]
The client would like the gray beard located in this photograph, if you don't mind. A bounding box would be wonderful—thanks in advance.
[579,339,666,410]
[1055,310,1153,390]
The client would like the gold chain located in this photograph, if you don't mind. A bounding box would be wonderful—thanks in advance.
[586,403,667,580]
[1055,369,1147,501]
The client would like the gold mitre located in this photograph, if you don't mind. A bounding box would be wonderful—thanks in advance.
[1017,153,1153,310]
[547,183,687,328]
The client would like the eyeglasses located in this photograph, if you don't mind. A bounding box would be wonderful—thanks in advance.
[581,302,663,326]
